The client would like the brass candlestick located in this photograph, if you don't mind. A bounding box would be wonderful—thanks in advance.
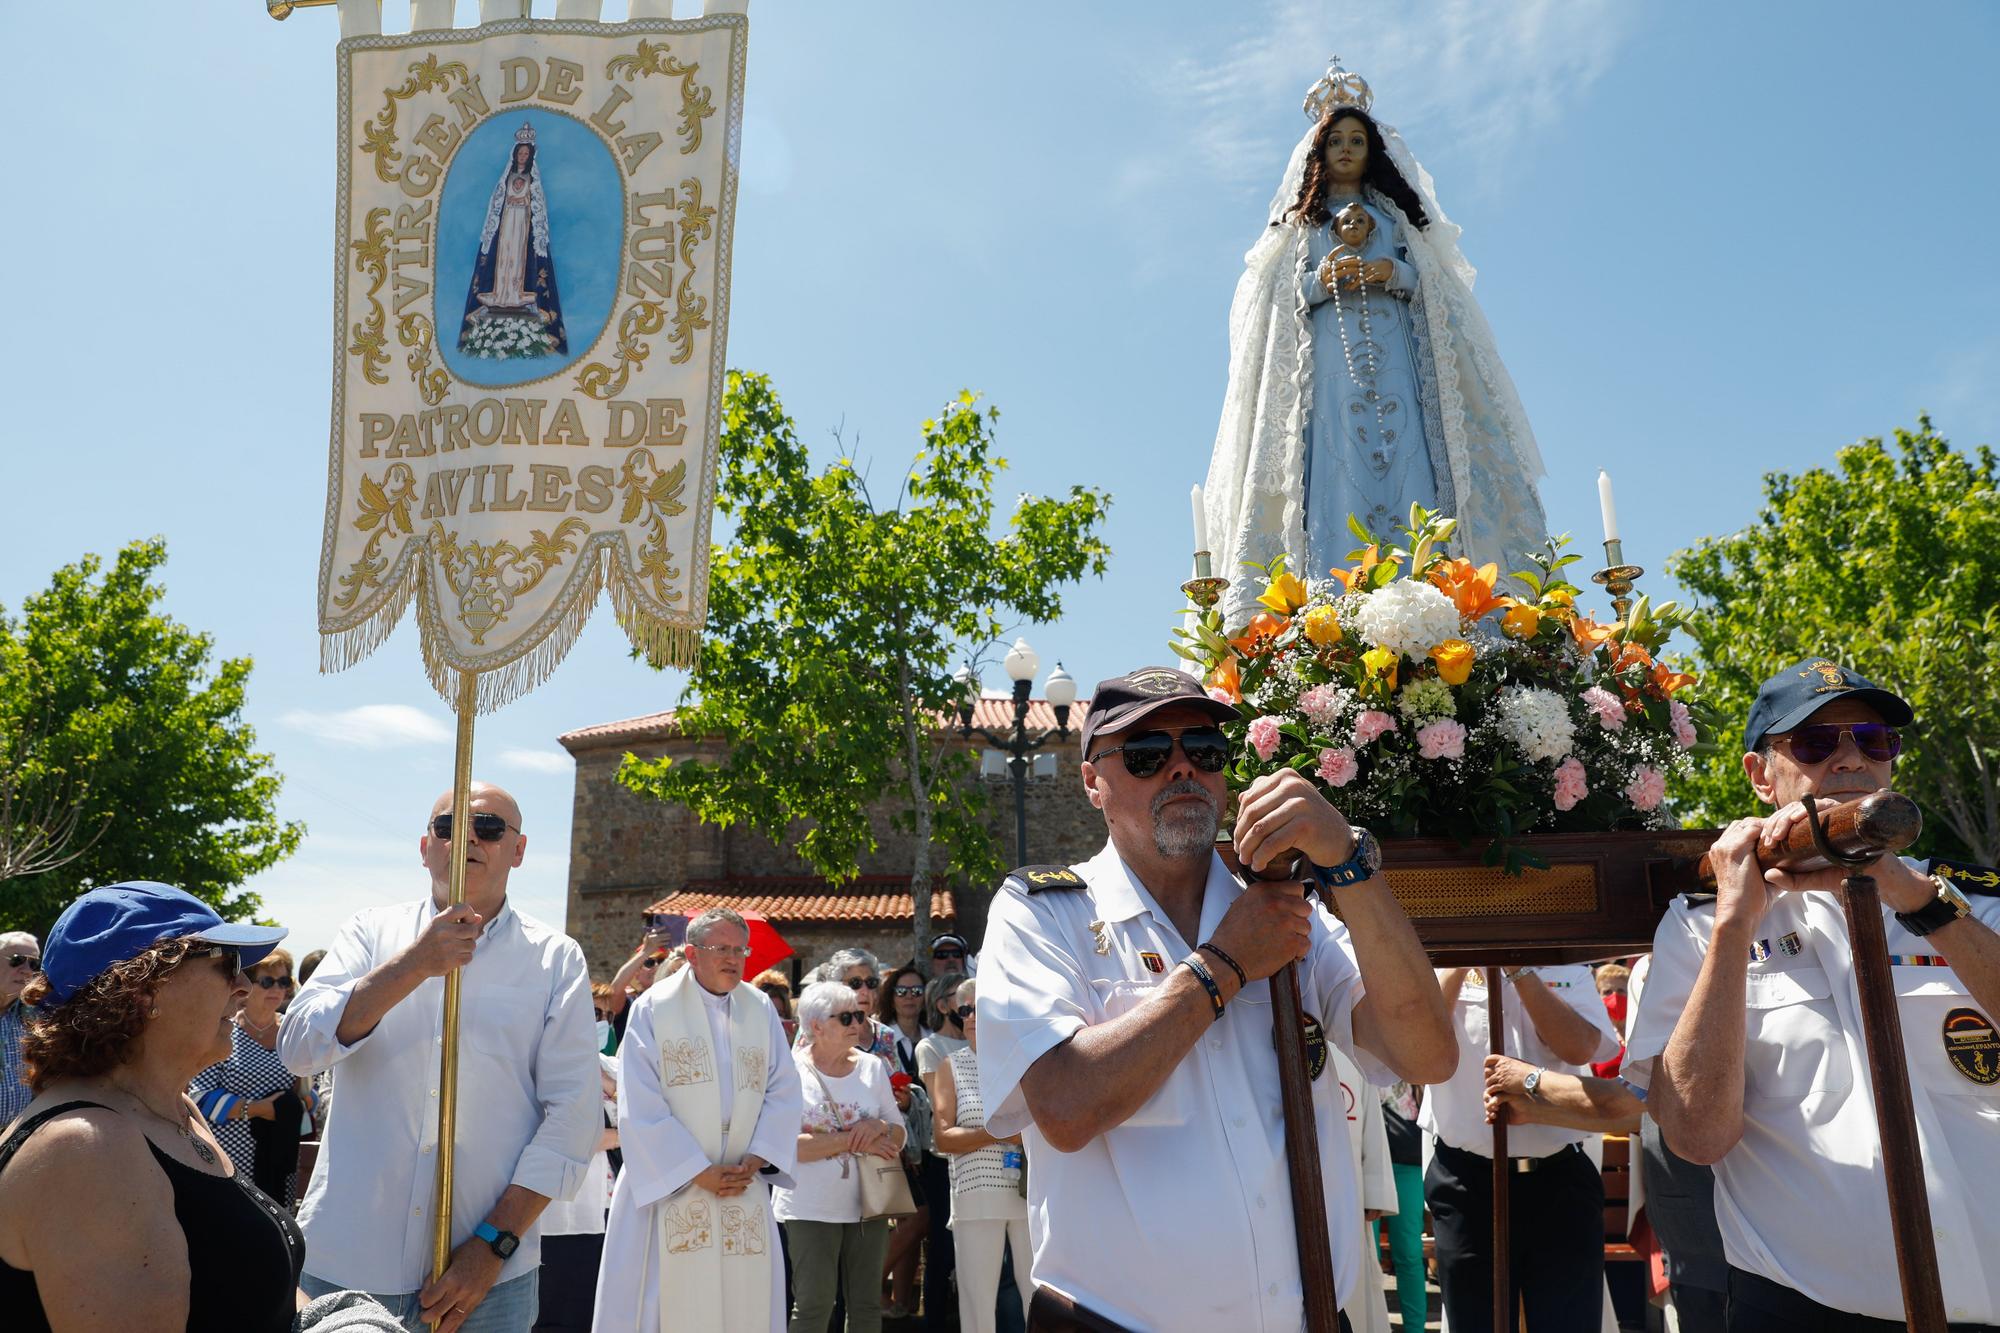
[1183,551,1228,610]
[1592,539,1644,626]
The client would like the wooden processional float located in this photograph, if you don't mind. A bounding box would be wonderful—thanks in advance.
[276,0,752,1305]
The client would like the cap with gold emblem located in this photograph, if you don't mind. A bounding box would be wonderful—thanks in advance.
[1743,658,1914,754]
[1079,666,1238,757]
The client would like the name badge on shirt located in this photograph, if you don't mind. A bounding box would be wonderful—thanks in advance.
[1942,1007,2000,1086]
[1301,1012,1327,1082]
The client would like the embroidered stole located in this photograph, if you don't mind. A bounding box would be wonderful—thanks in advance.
[651,971,773,1331]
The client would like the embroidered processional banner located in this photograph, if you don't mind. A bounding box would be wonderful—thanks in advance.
[318,13,747,710]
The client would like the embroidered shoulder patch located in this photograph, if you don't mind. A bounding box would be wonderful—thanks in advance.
[1011,864,1086,893]
[1932,860,2000,897]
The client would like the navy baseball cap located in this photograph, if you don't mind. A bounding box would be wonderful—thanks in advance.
[1743,658,1915,754]
[42,881,287,1005]
[1080,666,1237,757]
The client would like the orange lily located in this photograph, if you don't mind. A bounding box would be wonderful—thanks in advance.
[1570,615,1619,651]
[1501,605,1542,639]
[1428,558,1514,621]
[1206,656,1242,703]
[1651,661,1696,697]
[1258,569,1310,617]
[1229,612,1289,656]
[1327,545,1385,593]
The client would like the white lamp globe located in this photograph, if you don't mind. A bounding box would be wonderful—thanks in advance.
[1003,637,1040,683]
[1045,662,1078,707]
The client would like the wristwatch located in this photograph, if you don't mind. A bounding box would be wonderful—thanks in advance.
[473,1221,520,1260]
[1896,874,1973,938]
[1524,1068,1546,1103]
[1312,827,1382,890]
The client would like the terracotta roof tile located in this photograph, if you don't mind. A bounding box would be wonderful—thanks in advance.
[647,876,956,926]
[560,697,1091,752]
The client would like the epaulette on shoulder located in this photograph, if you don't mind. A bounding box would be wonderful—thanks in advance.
[1929,859,2000,897]
[1679,891,1718,908]
[1007,864,1088,894]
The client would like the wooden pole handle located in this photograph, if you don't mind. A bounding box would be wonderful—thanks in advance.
[1695,789,1920,888]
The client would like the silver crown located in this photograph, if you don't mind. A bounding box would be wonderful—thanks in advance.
[515,121,537,144]
[1303,55,1373,120]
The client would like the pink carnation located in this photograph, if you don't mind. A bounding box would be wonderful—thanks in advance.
[1669,699,1697,749]
[1208,687,1235,705]
[1353,709,1399,746]
[1415,718,1467,761]
[1552,757,1589,812]
[1299,683,1346,729]
[1582,686,1625,731]
[1625,764,1667,811]
[1247,715,1283,761]
[1316,746,1359,788]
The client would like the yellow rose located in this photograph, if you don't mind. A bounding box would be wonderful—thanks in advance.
[1302,605,1343,646]
[1501,605,1542,639]
[1429,638,1475,686]
[1542,587,1576,608]
[1361,646,1399,693]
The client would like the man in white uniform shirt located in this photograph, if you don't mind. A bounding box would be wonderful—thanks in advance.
[282,782,600,1333]
[978,667,1456,1333]
[594,908,801,1332]
[1625,660,2000,1330]
[1422,960,1620,1331]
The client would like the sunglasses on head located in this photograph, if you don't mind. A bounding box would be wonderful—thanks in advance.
[1090,726,1230,778]
[429,812,520,843]
[251,975,294,990]
[892,984,924,997]
[846,976,880,991]
[1782,722,1902,766]
[831,1010,866,1027]
[6,955,39,972]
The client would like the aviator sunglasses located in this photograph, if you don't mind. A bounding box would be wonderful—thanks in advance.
[1782,723,1902,766]
[430,812,521,843]
[1090,726,1231,779]
[6,955,39,972]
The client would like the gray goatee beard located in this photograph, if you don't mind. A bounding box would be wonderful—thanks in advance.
[1151,780,1221,858]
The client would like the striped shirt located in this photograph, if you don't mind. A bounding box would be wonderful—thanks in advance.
[189,1020,314,1204]
[0,1003,30,1127]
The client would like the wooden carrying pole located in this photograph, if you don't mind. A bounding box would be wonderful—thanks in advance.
[1271,956,1342,1333]
[1486,969,1511,1331]
[429,672,478,1295]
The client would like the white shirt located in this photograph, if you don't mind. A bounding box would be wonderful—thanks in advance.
[1623,873,2000,1322]
[540,1052,618,1237]
[1419,963,1619,1158]
[773,1049,901,1224]
[280,897,601,1293]
[978,840,1378,1333]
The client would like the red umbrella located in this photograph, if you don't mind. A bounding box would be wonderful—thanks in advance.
[658,908,793,979]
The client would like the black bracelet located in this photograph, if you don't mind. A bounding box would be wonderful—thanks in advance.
[1198,941,1248,989]
[1180,956,1226,1022]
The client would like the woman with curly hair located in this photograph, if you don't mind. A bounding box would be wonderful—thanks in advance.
[0,881,307,1331]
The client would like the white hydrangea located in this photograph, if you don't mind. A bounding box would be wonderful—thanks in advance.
[1496,686,1577,763]
[1354,579,1461,659]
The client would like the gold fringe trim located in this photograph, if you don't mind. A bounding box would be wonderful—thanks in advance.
[322,545,704,716]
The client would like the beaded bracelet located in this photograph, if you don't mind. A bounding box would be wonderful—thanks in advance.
[1181,956,1226,1023]
[1198,940,1249,989]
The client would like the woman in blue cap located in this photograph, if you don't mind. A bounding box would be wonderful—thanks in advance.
[0,881,305,1331]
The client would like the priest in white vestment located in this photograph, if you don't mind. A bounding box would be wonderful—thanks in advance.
[594,909,802,1332]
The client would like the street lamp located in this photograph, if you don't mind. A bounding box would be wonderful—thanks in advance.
[957,638,1076,867]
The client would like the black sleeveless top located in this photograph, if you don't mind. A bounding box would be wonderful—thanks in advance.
[0,1100,305,1332]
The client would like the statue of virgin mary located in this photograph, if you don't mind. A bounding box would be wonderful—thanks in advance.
[1202,58,1547,621]
[458,121,569,359]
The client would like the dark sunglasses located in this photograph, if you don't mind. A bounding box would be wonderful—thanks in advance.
[846,976,881,991]
[429,812,521,843]
[1090,726,1230,778]
[251,975,295,990]
[831,1010,866,1027]
[1783,723,1902,766]
[188,944,242,976]
[951,1004,976,1021]
[6,955,40,972]
[641,956,662,969]
[892,984,924,997]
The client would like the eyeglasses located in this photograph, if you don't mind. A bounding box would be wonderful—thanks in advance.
[429,812,521,843]
[892,984,925,997]
[251,975,294,990]
[5,955,39,972]
[1782,723,1902,765]
[693,943,754,959]
[951,1004,977,1021]
[641,956,662,969]
[846,976,881,991]
[188,944,242,977]
[1089,726,1230,778]
[831,1010,866,1027]
[930,948,966,960]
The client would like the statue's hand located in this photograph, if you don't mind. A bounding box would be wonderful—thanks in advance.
[1362,259,1395,286]
[1330,254,1365,288]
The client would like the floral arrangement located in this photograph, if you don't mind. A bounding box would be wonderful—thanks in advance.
[461,311,559,361]
[1173,508,1711,870]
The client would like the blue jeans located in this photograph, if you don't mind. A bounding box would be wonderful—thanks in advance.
[301,1269,540,1333]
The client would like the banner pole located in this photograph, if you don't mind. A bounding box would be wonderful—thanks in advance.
[429,671,478,1305]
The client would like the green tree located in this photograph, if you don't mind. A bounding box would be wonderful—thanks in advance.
[0,539,303,935]
[619,372,1111,963]
[1668,418,2000,860]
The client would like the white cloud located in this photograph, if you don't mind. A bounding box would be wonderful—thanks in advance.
[280,704,454,750]
[498,746,574,775]
[1118,0,1636,199]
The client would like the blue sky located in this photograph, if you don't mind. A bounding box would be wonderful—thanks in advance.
[4,1,1997,957]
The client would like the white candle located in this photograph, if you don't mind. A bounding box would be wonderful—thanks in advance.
[1597,470,1620,545]
[1191,484,1209,553]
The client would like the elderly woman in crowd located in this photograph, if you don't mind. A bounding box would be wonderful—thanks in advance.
[932,978,1029,1333]
[1,930,41,1128]
[0,882,305,1330]
[823,948,900,1064]
[188,946,321,1205]
[774,980,906,1333]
